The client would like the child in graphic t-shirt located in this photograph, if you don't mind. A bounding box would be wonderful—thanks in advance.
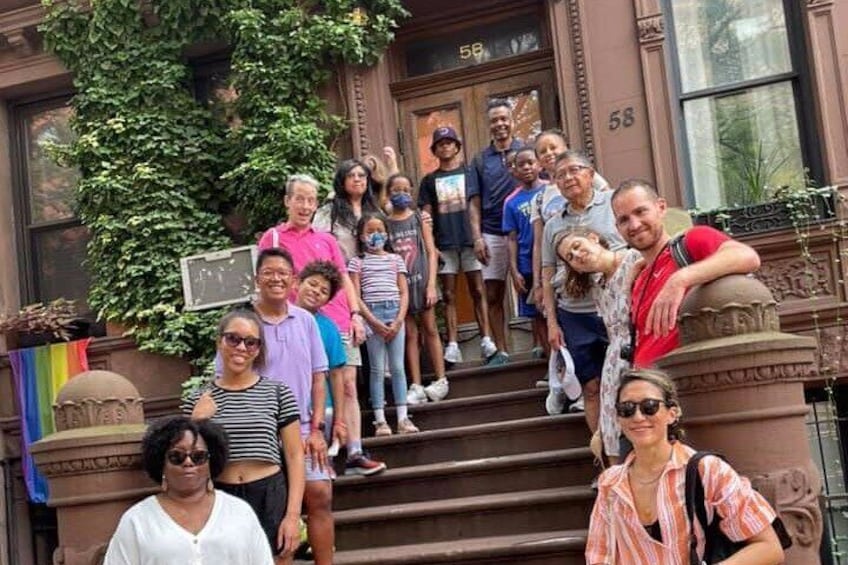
[503,146,547,358]
[417,126,496,366]
[385,173,449,404]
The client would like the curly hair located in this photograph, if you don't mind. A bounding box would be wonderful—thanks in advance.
[298,260,342,301]
[554,227,609,299]
[616,368,686,442]
[142,416,229,483]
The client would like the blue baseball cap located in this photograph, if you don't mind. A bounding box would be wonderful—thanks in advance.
[430,126,462,152]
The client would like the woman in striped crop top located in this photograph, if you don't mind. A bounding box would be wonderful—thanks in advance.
[184,309,304,563]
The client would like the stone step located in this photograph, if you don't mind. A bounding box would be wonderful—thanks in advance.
[334,447,596,510]
[363,388,549,435]
[439,358,548,399]
[334,486,595,551]
[360,414,590,469]
[329,530,588,564]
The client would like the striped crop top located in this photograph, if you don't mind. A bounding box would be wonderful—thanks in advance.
[182,377,300,466]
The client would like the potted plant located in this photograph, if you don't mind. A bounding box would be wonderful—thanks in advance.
[690,184,835,236]
[0,298,80,352]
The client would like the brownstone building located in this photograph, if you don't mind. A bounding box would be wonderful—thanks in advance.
[0,0,846,563]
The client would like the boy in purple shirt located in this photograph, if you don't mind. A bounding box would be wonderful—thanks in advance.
[251,248,332,565]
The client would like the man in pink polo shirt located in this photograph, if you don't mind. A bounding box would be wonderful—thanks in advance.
[258,174,386,477]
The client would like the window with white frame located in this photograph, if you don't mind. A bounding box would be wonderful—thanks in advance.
[667,0,816,211]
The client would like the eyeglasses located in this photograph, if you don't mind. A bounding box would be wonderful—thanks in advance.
[615,398,669,418]
[166,449,210,466]
[258,269,293,280]
[221,332,262,352]
[554,165,589,180]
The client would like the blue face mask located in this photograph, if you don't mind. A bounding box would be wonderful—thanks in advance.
[389,192,413,210]
[366,232,387,251]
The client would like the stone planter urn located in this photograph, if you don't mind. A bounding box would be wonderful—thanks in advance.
[657,274,823,563]
[30,370,153,565]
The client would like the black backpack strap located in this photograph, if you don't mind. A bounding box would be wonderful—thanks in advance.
[669,232,694,268]
[686,451,724,565]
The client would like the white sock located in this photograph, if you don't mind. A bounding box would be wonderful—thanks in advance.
[374,408,386,423]
[397,405,408,421]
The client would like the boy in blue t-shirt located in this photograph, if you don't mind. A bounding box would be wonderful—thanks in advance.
[295,261,347,466]
[502,146,547,357]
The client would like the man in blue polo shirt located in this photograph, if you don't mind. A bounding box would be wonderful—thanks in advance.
[468,98,522,365]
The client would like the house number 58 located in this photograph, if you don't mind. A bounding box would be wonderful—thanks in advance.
[608,107,635,130]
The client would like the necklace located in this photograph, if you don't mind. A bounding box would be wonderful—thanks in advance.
[630,448,674,485]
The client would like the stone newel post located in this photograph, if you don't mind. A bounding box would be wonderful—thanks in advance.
[657,275,823,563]
[29,370,154,565]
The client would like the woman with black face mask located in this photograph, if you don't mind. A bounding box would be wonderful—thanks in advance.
[385,173,450,405]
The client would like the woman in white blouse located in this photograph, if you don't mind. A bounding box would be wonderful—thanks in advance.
[104,416,273,565]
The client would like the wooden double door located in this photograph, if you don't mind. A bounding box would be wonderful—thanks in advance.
[396,68,557,324]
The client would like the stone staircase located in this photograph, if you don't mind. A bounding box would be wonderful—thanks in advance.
[329,357,595,564]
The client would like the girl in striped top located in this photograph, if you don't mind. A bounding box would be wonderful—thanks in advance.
[184,309,304,563]
[586,369,784,564]
[349,213,420,437]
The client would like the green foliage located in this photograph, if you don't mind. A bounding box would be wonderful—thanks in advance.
[39,0,406,374]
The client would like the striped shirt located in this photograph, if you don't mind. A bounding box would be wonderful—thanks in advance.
[348,252,407,303]
[182,377,300,466]
[585,441,776,564]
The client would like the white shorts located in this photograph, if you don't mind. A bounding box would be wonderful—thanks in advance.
[481,233,509,281]
[439,247,481,275]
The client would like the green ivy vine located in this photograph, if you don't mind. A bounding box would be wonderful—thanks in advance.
[39,0,407,377]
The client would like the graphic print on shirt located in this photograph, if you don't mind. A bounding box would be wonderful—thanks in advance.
[392,227,422,288]
[435,173,467,214]
[541,193,565,223]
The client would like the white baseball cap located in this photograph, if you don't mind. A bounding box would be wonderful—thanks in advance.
[549,346,581,401]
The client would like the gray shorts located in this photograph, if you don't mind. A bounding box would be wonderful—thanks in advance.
[439,247,481,274]
[305,453,331,482]
[341,331,362,367]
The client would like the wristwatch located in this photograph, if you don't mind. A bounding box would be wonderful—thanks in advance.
[311,422,326,433]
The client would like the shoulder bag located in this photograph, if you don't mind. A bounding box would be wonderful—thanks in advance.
[685,451,792,565]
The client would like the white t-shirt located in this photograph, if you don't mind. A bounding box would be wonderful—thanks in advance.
[104,491,273,565]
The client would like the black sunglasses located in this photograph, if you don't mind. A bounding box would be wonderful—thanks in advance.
[166,449,210,466]
[221,332,262,352]
[615,398,669,418]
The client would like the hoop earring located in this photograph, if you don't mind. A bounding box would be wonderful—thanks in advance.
[161,477,168,492]
[207,478,214,493]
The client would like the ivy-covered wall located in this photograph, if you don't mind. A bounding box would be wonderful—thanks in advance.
[39,0,407,376]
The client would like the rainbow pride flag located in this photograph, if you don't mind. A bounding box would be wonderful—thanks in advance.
[9,339,91,502]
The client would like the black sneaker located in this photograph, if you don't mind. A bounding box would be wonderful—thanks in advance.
[345,452,387,476]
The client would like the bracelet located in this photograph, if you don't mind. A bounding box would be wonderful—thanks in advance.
[350,310,361,319]
[333,421,348,430]
[310,422,326,433]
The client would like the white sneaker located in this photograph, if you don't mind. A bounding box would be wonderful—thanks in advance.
[424,378,449,402]
[480,336,498,358]
[569,395,585,413]
[546,387,565,415]
[444,342,463,364]
[407,383,428,405]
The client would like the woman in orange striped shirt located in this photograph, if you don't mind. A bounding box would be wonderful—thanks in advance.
[585,369,784,564]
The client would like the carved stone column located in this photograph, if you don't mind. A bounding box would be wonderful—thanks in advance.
[29,370,152,565]
[657,275,823,563]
